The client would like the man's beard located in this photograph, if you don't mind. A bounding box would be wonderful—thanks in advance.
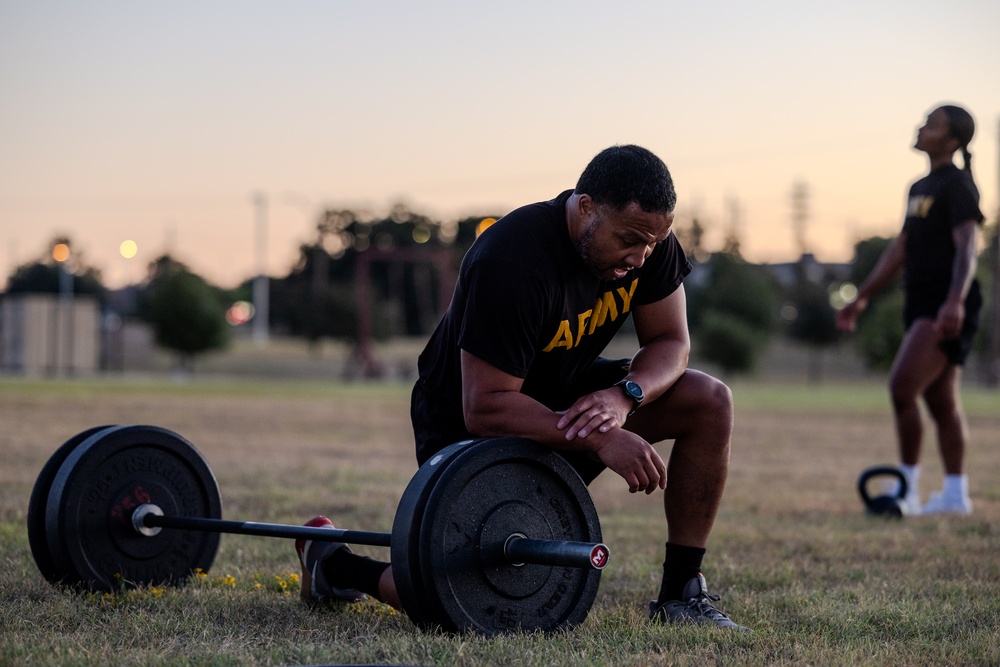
[575,220,603,277]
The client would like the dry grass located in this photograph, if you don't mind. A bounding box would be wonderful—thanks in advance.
[1,372,999,666]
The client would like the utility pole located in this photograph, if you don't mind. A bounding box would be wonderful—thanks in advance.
[988,116,1000,386]
[721,195,742,257]
[252,191,270,346]
[791,180,809,258]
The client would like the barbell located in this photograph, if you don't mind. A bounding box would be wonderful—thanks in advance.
[27,425,609,635]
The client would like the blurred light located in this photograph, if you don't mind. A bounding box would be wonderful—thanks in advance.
[412,226,431,244]
[476,218,497,237]
[828,282,858,310]
[353,235,371,252]
[120,239,138,259]
[226,300,255,326]
[780,304,798,321]
[52,243,70,262]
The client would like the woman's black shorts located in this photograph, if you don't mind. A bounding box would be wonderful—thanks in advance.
[904,280,982,365]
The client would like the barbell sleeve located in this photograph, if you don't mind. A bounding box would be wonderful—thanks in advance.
[503,534,609,570]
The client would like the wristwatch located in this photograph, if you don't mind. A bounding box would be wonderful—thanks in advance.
[614,379,644,416]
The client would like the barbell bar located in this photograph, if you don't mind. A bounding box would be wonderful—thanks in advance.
[132,504,608,570]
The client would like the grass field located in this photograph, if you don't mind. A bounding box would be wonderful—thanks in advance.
[1,372,998,666]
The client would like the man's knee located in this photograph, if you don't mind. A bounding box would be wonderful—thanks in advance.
[681,370,732,412]
[678,371,734,438]
[708,374,733,412]
[703,375,734,434]
[632,370,733,443]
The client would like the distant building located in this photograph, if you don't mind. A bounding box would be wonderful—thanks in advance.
[687,252,852,290]
[761,253,852,289]
[1,294,100,376]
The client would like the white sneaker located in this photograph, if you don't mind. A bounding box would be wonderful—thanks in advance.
[921,491,972,515]
[899,495,922,516]
[880,479,921,515]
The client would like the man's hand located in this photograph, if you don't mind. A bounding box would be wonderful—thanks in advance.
[556,388,631,440]
[591,430,667,494]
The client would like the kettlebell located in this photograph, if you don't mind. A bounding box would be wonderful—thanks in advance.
[857,466,909,518]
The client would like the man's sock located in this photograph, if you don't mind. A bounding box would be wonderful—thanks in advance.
[322,548,390,602]
[656,542,706,603]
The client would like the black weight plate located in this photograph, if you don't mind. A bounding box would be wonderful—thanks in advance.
[45,425,222,592]
[418,438,602,635]
[27,425,117,585]
[390,438,481,627]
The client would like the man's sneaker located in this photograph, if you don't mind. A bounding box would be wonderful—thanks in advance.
[921,491,972,515]
[295,516,365,603]
[649,573,750,631]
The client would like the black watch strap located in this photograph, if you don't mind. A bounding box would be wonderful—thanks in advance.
[615,379,644,416]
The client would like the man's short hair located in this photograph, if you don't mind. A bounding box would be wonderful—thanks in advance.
[574,145,677,214]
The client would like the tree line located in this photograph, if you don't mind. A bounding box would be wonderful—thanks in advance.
[5,211,997,379]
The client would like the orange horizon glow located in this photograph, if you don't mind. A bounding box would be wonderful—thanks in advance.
[1,4,997,290]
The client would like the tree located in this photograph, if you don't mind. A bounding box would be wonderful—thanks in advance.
[688,251,779,374]
[138,256,230,369]
[5,237,104,296]
[270,205,476,347]
[854,291,905,371]
[785,276,841,382]
[846,237,904,371]
[697,310,769,374]
[673,215,708,263]
[973,220,999,384]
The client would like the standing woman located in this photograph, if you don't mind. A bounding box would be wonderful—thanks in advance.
[837,104,984,515]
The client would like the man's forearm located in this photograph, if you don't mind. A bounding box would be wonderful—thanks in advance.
[626,338,690,406]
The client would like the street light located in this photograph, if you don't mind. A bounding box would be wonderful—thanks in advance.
[51,241,74,375]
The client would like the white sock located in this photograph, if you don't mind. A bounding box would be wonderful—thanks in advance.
[899,463,920,498]
[942,474,968,498]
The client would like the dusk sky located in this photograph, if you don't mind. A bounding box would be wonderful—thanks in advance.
[2,1,998,289]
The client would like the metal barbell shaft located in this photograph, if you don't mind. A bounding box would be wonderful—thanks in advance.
[139,509,392,547]
[135,504,606,570]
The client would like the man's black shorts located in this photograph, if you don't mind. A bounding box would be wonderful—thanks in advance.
[903,280,982,365]
[412,357,631,484]
[551,357,631,486]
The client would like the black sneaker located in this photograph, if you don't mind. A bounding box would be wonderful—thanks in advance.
[295,516,365,603]
[649,573,749,631]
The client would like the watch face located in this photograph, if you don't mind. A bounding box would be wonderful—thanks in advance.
[621,380,643,401]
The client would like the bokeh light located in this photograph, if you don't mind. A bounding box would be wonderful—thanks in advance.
[120,239,138,259]
[476,218,497,237]
[412,226,431,244]
[225,301,255,326]
[828,282,858,310]
[52,243,70,262]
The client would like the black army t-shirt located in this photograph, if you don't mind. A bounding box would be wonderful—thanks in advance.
[411,190,691,463]
[902,163,984,297]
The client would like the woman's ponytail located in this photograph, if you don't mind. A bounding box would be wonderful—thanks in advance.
[939,104,976,177]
